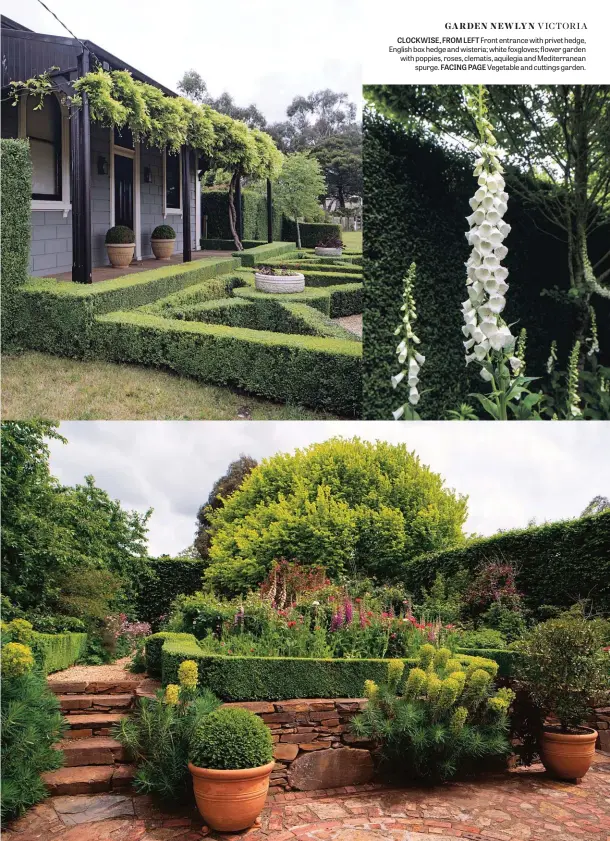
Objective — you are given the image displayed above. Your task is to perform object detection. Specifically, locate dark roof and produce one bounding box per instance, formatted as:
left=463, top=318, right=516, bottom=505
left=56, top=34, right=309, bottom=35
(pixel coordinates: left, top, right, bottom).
left=1, top=15, right=177, bottom=96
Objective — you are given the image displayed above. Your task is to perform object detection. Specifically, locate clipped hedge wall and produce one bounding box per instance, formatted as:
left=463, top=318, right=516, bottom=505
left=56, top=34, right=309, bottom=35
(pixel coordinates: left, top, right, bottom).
left=30, top=632, right=88, bottom=674
left=145, top=632, right=199, bottom=677
left=157, top=634, right=496, bottom=700
left=456, top=648, right=516, bottom=678
left=135, top=558, right=206, bottom=628
left=11, top=258, right=239, bottom=358
left=330, top=284, right=363, bottom=318
left=363, top=111, right=610, bottom=420
left=282, top=221, right=342, bottom=248
left=1, top=139, right=32, bottom=349
left=236, top=241, right=297, bottom=267
left=95, top=310, right=362, bottom=416
left=202, top=188, right=283, bottom=242
left=200, top=238, right=265, bottom=250
left=405, top=511, right=610, bottom=615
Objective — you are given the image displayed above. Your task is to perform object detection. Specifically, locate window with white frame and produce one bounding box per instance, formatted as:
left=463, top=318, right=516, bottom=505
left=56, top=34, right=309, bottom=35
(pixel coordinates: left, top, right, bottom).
left=26, top=95, right=62, bottom=200
left=164, top=150, right=181, bottom=212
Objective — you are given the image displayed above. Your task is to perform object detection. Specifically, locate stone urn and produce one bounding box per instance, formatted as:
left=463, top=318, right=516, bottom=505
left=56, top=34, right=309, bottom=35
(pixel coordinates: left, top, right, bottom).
left=314, top=246, right=343, bottom=258
left=255, top=272, right=305, bottom=294
left=151, top=238, right=176, bottom=260
left=105, top=243, right=135, bottom=268
left=540, top=727, right=598, bottom=781
left=188, top=761, right=274, bottom=832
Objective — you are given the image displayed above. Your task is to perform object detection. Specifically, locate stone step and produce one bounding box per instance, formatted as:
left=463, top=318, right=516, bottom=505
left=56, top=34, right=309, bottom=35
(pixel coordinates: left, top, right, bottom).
left=57, top=693, right=133, bottom=713
left=48, top=680, right=140, bottom=695
left=42, top=764, right=135, bottom=796
left=55, top=736, right=128, bottom=766
left=65, top=712, right=127, bottom=737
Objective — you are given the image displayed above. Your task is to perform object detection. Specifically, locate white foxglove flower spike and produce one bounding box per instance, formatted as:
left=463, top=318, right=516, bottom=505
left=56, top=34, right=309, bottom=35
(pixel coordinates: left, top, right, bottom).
left=392, top=263, right=424, bottom=419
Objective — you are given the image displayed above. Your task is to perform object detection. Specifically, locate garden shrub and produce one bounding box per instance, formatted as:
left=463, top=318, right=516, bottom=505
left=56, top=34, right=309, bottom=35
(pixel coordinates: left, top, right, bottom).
left=190, top=707, right=273, bottom=770
left=200, top=239, right=265, bottom=250
left=134, top=558, right=206, bottom=629
left=404, top=511, right=610, bottom=615
left=94, top=310, right=362, bottom=416
left=264, top=260, right=362, bottom=275
left=362, top=112, right=610, bottom=420
left=351, top=649, right=513, bottom=781
left=29, top=632, right=88, bottom=674
left=233, top=284, right=332, bottom=315
left=11, top=258, right=240, bottom=358
left=282, top=220, right=341, bottom=248
left=145, top=632, right=198, bottom=677
left=151, top=225, right=176, bottom=240
left=235, top=241, right=297, bottom=267
left=1, top=645, right=66, bottom=822
left=329, top=284, right=363, bottom=318
left=106, top=225, right=135, bottom=244
left=294, top=270, right=362, bottom=288
left=157, top=633, right=493, bottom=701
left=1, top=138, right=31, bottom=350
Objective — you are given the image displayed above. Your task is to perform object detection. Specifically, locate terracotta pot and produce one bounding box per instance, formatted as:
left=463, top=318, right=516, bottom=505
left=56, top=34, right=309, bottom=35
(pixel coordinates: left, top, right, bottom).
left=540, top=727, right=598, bottom=780
left=151, top=238, right=176, bottom=260
left=188, top=760, right=274, bottom=832
left=255, top=272, right=305, bottom=294
left=106, top=242, right=135, bottom=268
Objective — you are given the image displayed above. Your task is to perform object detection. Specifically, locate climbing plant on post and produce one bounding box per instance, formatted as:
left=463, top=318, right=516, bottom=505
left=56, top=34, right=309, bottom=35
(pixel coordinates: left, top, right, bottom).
left=273, top=152, right=326, bottom=248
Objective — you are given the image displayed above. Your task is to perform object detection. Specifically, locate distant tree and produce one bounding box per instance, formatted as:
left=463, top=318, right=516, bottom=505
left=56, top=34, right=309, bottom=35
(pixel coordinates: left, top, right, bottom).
left=274, top=153, right=327, bottom=247
left=194, top=455, right=258, bottom=559
left=581, top=495, right=610, bottom=516
left=176, top=543, right=199, bottom=559
left=177, top=70, right=267, bottom=128
left=268, top=89, right=358, bottom=151
left=312, top=129, right=362, bottom=209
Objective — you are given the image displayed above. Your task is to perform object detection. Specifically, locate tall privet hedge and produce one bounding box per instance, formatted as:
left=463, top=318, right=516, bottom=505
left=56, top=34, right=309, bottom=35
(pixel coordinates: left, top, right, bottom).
left=1, top=139, right=32, bottom=349
left=363, top=112, right=610, bottom=420
left=135, top=558, right=206, bottom=628
left=203, top=188, right=283, bottom=241
left=404, top=511, right=610, bottom=615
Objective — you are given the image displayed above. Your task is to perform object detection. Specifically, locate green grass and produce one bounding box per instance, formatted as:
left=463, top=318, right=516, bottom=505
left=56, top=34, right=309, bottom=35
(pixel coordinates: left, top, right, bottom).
left=341, top=231, right=362, bottom=252
left=1, top=352, right=341, bottom=420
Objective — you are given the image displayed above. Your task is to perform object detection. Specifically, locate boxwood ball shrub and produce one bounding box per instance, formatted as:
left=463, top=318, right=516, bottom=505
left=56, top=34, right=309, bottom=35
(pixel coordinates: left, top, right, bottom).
left=151, top=225, right=176, bottom=240
left=106, top=225, right=135, bottom=244
left=190, top=707, right=273, bottom=770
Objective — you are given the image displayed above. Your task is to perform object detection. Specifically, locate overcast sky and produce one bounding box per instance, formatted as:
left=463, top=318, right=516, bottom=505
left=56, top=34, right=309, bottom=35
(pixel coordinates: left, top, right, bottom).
left=3, top=0, right=363, bottom=123
left=48, top=421, right=609, bottom=557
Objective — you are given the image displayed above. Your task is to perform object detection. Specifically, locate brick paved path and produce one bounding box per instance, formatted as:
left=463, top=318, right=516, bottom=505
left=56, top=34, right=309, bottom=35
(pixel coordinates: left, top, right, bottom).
left=5, top=754, right=610, bottom=841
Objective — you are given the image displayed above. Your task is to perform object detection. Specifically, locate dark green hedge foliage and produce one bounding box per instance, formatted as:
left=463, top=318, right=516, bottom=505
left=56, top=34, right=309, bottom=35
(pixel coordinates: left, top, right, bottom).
left=158, top=635, right=493, bottom=701
left=95, top=311, right=362, bottom=416
left=203, top=188, right=283, bottom=242
left=200, top=239, right=265, bottom=250
left=282, top=221, right=342, bottom=248
left=236, top=241, right=297, bottom=266
left=330, top=284, right=363, bottom=318
left=1, top=139, right=32, bottom=349
left=363, top=112, right=610, bottom=420
left=145, top=632, right=199, bottom=677
left=12, top=258, right=240, bottom=358
left=456, top=648, right=516, bottom=678
left=406, top=512, right=610, bottom=615
left=151, top=225, right=176, bottom=240
left=190, top=707, right=274, bottom=770
left=106, top=225, right=135, bottom=244
left=135, top=559, right=205, bottom=629
left=265, top=260, right=362, bottom=275
left=30, top=632, right=88, bottom=674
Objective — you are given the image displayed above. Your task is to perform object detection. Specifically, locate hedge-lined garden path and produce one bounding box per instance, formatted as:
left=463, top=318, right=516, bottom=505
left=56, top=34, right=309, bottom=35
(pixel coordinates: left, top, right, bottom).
left=6, top=754, right=610, bottom=841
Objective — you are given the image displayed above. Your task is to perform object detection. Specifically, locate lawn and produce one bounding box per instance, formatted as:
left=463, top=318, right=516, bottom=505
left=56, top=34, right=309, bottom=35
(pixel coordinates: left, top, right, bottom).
left=1, top=352, right=340, bottom=420
left=342, top=230, right=362, bottom=252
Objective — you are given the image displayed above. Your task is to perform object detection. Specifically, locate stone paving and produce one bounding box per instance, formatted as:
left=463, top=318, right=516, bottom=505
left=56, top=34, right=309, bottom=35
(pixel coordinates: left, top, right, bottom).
left=5, top=754, right=610, bottom=841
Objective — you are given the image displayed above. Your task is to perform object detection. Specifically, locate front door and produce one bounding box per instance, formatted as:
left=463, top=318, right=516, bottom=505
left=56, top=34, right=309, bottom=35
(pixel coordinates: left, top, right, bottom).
left=114, top=155, right=134, bottom=230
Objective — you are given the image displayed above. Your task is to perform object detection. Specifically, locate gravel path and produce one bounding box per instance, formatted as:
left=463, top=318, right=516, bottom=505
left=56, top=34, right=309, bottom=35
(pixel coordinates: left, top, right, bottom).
left=332, top=314, right=363, bottom=337
left=48, top=656, right=135, bottom=683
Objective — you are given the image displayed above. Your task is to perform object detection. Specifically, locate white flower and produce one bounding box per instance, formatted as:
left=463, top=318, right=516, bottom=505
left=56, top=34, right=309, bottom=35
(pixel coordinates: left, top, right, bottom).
left=509, top=356, right=522, bottom=372
left=480, top=368, right=493, bottom=382
left=408, top=387, right=420, bottom=405
left=391, top=370, right=405, bottom=389
left=392, top=405, right=405, bottom=420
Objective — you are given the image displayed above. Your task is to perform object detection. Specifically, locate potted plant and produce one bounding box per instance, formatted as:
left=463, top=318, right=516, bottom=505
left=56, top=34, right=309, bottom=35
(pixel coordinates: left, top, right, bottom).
left=516, top=606, right=609, bottom=781
left=188, top=706, right=274, bottom=832
left=151, top=224, right=176, bottom=260
left=314, top=235, right=344, bottom=258
left=105, top=226, right=135, bottom=268
left=254, top=264, right=305, bottom=294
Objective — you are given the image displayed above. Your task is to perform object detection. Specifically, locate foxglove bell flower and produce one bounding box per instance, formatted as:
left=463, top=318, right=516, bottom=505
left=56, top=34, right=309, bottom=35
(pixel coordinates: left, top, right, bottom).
left=392, top=263, right=425, bottom=419
left=463, top=105, right=515, bottom=375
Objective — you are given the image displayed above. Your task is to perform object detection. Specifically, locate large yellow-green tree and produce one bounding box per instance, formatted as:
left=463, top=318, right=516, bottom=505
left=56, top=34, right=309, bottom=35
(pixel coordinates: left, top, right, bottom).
left=203, top=437, right=467, bottom=595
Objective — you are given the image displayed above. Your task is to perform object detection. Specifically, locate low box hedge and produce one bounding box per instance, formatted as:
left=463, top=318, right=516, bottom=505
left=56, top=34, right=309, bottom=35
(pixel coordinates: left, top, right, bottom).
left=144, top=632, right=198, bottom=677
left=233, top=284, right=331, bottom=315
left=456, top=648, right=516, bottom=678
left=282, top=221, right=342, bottom=248
left=300, top=270, right=363, bottom=288
left=281, top=302, right=359, bottom=341
left=94, top=310, right=362, bottom=416
left=30, top=632, right=88, bottom=674
left=329, top=284, right=363, bottom=318
left=235, top=242, right=297, bottom=267
left=156, top=634, right=496, bottom=701
left=263, top=260, right=362, bottom=276
left=12, top=258, right=239, bottom=358
left=201, top=239, right=266, bottom=250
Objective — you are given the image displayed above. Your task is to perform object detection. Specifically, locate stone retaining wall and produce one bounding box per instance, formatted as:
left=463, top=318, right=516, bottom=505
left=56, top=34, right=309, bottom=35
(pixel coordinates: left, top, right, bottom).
left=225, top=698, right=374, bottom=793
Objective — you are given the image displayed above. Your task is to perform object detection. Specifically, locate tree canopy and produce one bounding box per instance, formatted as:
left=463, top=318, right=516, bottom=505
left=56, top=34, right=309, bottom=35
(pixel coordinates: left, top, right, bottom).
left=1, top=421, right=150, bottom=621
left=178, top=70, right=267, bottom=129
left=203, top=437, right=468, bottom=596
left=274, top=153, right=327, bottom=247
